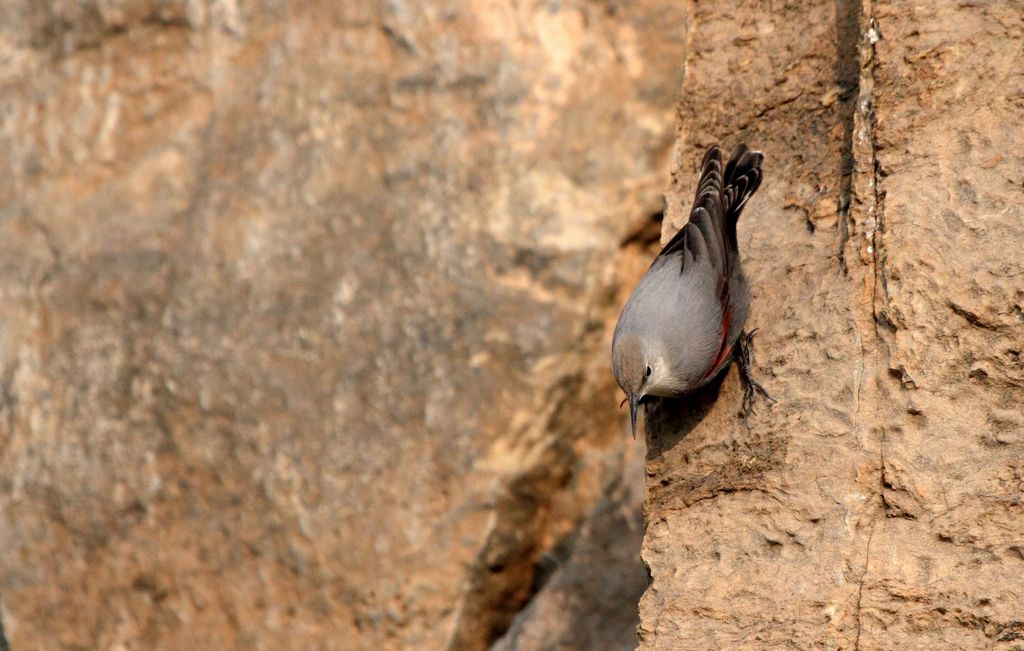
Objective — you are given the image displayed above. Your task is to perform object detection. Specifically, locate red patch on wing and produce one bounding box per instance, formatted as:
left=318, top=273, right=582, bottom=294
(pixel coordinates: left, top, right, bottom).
left=701, top=308, right=732, bottom=381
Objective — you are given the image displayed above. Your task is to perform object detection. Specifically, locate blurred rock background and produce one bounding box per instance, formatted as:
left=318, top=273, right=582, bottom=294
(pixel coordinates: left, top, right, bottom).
left=0, top=1, right=682, bottom=649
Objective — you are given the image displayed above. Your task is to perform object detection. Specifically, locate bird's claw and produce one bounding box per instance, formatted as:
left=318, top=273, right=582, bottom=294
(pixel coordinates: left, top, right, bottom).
left=736, top=329, right=775, bottom=418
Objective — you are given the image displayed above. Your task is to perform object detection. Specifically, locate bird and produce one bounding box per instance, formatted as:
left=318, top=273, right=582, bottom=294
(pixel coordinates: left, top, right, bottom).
left=611, top=143, right=770, bottom=438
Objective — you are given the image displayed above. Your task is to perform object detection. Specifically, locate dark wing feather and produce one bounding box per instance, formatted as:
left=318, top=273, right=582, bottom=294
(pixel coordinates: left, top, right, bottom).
left=721, top=144, right=765, bottom=254
left=656, top=145, right=727, bottom=277
left=656, top=144, right=764, bottom=276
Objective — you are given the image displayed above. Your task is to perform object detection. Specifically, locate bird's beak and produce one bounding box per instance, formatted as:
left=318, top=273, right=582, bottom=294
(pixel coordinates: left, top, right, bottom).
left=629, top=392, right=641, bottom=440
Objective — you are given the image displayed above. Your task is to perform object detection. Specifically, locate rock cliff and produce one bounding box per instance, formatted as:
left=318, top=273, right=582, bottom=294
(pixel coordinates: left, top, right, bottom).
left=641, top=1, right=1024, bottom=648
left=1, top=2, right=1021, bottom=650
left=0, top=1, right=684, bottom=649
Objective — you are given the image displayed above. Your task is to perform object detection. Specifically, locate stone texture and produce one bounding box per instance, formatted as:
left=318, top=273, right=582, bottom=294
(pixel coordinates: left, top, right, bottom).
left=641, top=1, right=1024, bottom=649
left=0, top=1, right=687, bottom=649
left=5, top=2, right=1020, bottom=649
left=491, top=438, right=648, bottom=651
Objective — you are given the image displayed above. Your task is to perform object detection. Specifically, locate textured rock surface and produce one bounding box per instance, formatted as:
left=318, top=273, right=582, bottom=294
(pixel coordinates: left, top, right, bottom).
left=491, top=439, right=648, bottom=651
left=4, top=2, right=1019, bottom=649
left=641, top=1, right=1024, bottom=649
left=0, top=1, right=685, bottom=649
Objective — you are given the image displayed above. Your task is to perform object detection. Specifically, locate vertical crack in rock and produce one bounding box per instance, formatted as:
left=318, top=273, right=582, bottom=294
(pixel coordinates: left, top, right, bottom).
left=853, top=0, right=886, bottom=645
left=835, top=0, right=863, bottom=273
left=862, top=18, right=886, bottom=334
left=853, top=519, right=876, bottom=651
left=445, top=370, right=607, bottom=649
left=445, top=407, right=576, bottom=650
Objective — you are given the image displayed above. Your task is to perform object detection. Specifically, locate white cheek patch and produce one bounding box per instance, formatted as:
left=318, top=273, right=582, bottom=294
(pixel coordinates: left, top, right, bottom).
left=654, top=357, right=669, bottom=378
left=647, top=356, right=672, bottom=394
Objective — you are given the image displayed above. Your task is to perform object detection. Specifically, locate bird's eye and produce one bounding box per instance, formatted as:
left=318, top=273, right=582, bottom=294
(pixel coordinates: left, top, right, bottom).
left=645, top=366, right=652, bottom=379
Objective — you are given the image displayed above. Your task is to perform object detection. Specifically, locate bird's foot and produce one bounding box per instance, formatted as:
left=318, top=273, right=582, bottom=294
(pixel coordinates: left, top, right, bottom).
left=736, top=329, right=775, bottom=418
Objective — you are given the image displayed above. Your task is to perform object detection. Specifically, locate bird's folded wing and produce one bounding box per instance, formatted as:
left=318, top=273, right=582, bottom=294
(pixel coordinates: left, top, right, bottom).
left=655, top=144, right=765, bottom=380
left=656, top=145, right=729, bottom=288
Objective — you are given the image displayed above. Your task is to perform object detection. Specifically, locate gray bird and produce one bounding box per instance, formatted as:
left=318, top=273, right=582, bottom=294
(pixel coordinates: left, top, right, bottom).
left=611, top=144, right=770, bottom=438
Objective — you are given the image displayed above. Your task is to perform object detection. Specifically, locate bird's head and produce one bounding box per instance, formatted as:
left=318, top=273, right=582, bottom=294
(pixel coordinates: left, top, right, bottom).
left=611, top=333, right=659, bottom=439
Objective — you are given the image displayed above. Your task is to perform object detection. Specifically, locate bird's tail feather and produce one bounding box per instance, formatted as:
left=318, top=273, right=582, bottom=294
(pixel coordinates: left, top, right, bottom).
left=655, top=144, right=763, bottom=276
left=723, top=144, right=764, bottom=226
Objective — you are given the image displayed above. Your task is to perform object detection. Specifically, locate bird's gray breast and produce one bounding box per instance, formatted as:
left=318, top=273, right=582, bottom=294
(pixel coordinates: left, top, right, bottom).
left=614, top=255, right=724, bottom=393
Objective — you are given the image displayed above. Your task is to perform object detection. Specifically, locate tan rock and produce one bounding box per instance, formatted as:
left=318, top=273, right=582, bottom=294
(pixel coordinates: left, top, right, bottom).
left=5, top=2, right=1018, bottom=649
left=641, top=1, right=1024, bottom=649
left=0, top=1, right=686, bottom=649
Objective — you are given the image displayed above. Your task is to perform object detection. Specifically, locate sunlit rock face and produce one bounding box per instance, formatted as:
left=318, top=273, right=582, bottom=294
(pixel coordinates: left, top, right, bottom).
left=641, top=2, right=1024, bottom=648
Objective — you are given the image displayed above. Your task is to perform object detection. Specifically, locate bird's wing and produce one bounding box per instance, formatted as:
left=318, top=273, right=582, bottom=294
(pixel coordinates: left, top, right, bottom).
left=655, top=144, right=764, bottom=378
left=657, top=144, right=764, bottom=274
left=656, top=145, right=729, bottom=283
